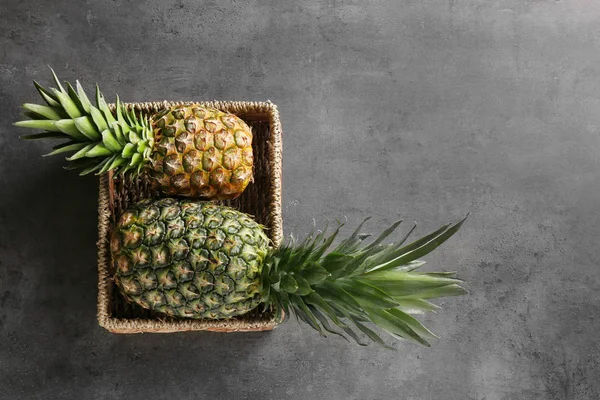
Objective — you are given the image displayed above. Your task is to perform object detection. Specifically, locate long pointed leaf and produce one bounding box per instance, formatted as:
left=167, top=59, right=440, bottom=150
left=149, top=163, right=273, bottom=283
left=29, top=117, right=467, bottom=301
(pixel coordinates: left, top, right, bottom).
left=383, top=260, right=427, bottom=273
left=362, top=270, right=461, bottom=286
left=101, top=129, right=122, bottom=152
left=307, top=224, right=343, bottom=264
left=310, top=306, right=348, bottom=341
left=349, top=315, right=393, bottom=349
left=294, top=275, right=313, bottom=296
left=363, top=220, right=402, bottom=251
left=424, top=271, right=459, bottom=279
left=280, top=274, right=298, bottom=293
left=55, top=119, right=88, bottom=141
left=115, top=96, right=129, bottom=128
left=317, top=282, right=363, bottom=314
left=387, top=308, right=438, bottom=340
left=98, top=154, right=118, bottom=174
left=325, top=302, right=369, bottom=346
left=358, top=273, right=461, bottom=298
left=96, top=90, right=117, bottom=125
left=320, top=252, right=354, bottom=276
left=109, top=122, right=124, bottom=145
left=66, top=82, right=86, bottom=114
left=121, top=142, right=136, bottom=158
left=365, top=223, right=450, bottom=271
left=398, top=283, right=468, bottom=300
left=332, top=217, right=370, bottom=254
left=14, top=120, right=59, bottom=132
left=397, top=222, right=418, bottom=247
left=366, top=308, right=430, bottom=346
left=129, top=153, right=142, bottom=166
left=399, top=216, right=467, bottom=262
left=33, top=80, right=60, bottom=107
left=75, top=80, right=92, bottom=113
left=66, top=143, right=96, bottom=160
left=49, top=67, right=66, bottom=93
left=291, top=295, right=324, bottom=336
left=339, top=279, right=399, bottom=309
left=340, top=324, right=368, bottom=346
left=300, top=264, right=331, bottom=285
left=85, top=143, right=112, bottom=158
left=44, top=142, right=87, bottom=157
left=74, top=116, right=101, bottom=140
left=52, top=89, right=82, bottom=119
left=304, top=292, right=346, bottom=327
left=395, top=298, right=440, bottom=314
left=367, top=217, right=467, bottom=274
left=89, top=105, right=109, bottom=132
left=79, top=158, right=109, bottom=175
left=22, top=103, right=63, bottom=120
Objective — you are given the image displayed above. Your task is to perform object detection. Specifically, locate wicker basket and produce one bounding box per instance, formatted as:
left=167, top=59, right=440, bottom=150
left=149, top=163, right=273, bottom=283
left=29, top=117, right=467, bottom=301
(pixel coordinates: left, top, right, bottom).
left=97, top=101, right=283, bottom=334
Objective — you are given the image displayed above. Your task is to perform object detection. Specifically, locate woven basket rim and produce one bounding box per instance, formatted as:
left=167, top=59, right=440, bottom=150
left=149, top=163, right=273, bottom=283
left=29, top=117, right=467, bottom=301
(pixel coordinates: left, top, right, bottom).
left=97, top=100, right=283, bottom=334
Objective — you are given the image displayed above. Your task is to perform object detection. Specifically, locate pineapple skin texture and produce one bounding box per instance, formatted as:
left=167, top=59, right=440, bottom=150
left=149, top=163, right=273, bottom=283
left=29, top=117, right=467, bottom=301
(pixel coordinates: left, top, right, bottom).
left=110, top=198, right=270, bottom=319
left=148, top=106, right=254, bottom=200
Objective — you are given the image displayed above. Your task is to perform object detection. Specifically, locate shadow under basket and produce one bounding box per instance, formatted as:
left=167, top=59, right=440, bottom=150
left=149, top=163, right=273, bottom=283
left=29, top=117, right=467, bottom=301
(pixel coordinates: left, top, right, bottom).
left=97, top=100, right=283, bottom=334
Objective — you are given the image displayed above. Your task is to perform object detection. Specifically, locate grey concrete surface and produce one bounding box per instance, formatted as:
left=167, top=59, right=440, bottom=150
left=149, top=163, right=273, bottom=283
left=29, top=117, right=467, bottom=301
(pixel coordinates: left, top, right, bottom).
left=1, top=1, right=599, bottom=399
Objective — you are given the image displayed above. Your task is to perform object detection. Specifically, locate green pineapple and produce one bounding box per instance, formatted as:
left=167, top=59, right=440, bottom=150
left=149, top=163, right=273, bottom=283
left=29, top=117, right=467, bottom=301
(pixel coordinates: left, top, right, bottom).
left=14, top=69, right=254, bottom=200
left=112, top=198, right=467, bottom=347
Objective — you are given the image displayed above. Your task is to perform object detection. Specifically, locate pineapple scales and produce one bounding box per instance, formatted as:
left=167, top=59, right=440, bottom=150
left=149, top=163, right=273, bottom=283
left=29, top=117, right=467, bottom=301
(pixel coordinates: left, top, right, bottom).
left=112, top=199, right=270, bottom=319
left=112, top=198, right=467, bottom=347
left=15, top=69, right=253, bottom=200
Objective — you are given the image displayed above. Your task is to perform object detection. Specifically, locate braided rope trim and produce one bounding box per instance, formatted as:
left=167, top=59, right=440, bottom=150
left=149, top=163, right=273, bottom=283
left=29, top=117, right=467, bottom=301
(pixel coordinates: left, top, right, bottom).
left=97, top=100, right=283, bottom=334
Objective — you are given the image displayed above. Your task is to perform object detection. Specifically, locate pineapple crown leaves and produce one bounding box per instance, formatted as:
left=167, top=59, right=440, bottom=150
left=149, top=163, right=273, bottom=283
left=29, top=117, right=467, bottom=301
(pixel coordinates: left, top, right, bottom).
left=261, top=215, right=469, bottom=348
left=14, top=67, right=154, bottom=176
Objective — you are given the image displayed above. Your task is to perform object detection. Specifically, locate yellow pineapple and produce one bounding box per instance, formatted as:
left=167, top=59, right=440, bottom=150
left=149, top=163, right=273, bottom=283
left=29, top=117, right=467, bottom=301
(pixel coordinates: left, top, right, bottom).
left=14, top=69, right=253, bottom=200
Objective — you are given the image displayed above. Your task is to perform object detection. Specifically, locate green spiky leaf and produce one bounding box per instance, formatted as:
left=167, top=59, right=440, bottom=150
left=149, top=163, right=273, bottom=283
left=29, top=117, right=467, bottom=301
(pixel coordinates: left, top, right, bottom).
left=73, top=116, right=101, bottom=141
left=85, top=143, right=112, bottom=157
left=43, top=142, right=87, bottom=157
left=15, top=68, right=155, bottom=176
left=33, top=80, right=60, bottom=107
left=349, top=315, right=393, bottom=349
left=79, top=158, right=109, bottom=175
left=89, top=105, right=109, bottom=133
left=280, top=274, right=298, bottom=293
left=101, top=129, right=121, bottom=152
left=14, top=120, right=59, bottom=132
left=317, top=281, right=363, bottom=315
left=300, top=264, right=331, bottom=285
left=294, top=275, right=313, bottom=296
left=397, top=284, right=468, bottom=300
left=338, top=279, right=399, bottom=309
left=264, top=216, right=468, bottom=348
left=49, top=67, right=66, bottom=93
left=310, top=306, right=348, bottom=341
left=22, top=103, right=64, bottom=120
left=366, top=308, right=430, bottom=346
left=65, top=82, right=87, bottom=115
left=55, top=119, right=88, bottom=141
left=395, top=298, right=440, bottom=314
left=52, top=88, right=82, bottom=119
left=75, top=80, right=92, bottom=113
left=66, top=143, right=96, bottom=160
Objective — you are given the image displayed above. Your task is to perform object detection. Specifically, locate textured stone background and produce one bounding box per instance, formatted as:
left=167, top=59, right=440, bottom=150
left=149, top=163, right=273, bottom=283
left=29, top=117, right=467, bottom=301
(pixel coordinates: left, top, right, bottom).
left=1, top=1, right=599, bottom=399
